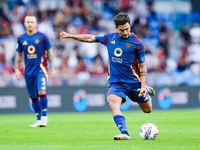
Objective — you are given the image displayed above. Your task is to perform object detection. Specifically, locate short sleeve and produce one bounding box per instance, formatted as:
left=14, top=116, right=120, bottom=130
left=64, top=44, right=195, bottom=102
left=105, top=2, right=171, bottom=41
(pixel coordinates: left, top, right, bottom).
left=95, top=33, right=114, bottom=46
left=43, top=34, right=51, bottom=50
left=138, top=42, right=145, bottom=63
left=16, top=38, right=22, bottom=53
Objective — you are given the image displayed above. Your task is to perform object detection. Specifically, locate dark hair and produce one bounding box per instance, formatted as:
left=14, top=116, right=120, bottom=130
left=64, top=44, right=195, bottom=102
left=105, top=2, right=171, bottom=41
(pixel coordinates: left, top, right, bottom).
left=113, top=13, right=130, bottom=27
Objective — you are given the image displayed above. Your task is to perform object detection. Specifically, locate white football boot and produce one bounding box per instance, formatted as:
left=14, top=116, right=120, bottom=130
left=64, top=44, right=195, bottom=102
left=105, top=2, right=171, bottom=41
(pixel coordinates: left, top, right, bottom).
left=145, top=85, right=155, bottom=97
left=30, top=120, right=42, bottom=127
left=40, top=116, right=48, bottom=127
left=114, top=134, right=132, bottom=140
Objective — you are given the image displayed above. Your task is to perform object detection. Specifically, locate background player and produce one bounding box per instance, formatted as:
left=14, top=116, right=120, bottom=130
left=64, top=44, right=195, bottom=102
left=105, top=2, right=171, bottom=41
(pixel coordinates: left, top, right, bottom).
left=15, top=15, right=56, bottom=127
left=60, top=13, right=155, bottom=140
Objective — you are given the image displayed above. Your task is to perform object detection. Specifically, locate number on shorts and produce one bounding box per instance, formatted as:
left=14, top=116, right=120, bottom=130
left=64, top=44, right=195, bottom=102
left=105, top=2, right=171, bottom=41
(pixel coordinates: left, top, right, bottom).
left=137, top=88, right=143, bottom=97
left=41, top=78, right=46, bottom=90
left=42, top=78, right=46, bottom=85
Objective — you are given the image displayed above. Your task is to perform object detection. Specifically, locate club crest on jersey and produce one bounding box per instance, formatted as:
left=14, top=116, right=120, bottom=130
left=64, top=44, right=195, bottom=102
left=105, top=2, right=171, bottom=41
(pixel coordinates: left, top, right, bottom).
left=114, top=48, right=122, bottom=57
left=126, top=43, right=131, bottom=48
left=35, top=39, right=40, bottom=44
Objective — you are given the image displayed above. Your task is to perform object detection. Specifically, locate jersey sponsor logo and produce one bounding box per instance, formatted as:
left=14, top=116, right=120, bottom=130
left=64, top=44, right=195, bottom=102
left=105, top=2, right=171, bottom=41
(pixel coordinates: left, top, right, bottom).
left=27, top=54, right=37, bottom=58
left=28, top=45, right=36, bottom=54
left=23, top=41, right=28, bottom=45
left=111, top=40, right=115, bottom=44
left=126, top=43, right=131, bottom=48
left=112, top=57, right=123, bottom=63
left=114, top=48, right=122, bottom=57
left=27, top=45, right=37, bottom=59
left=35, top=39, right=40, bottom=44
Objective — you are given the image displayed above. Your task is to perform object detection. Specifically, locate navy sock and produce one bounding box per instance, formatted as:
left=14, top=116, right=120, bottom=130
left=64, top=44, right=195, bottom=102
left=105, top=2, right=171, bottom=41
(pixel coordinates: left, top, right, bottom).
left=114, top=115, right=129, bottom=136
left=32, top=98, right=41, bottom=120
left=39, top=94, right=48, bottom=116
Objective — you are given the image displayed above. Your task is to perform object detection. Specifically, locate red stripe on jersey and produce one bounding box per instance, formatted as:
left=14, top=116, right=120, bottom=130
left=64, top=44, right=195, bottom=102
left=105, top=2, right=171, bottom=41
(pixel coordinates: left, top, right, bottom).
left=131, top=43, right=140, bottom=77
left=131, top=34, right=144, bottom=50
left=102, top=34, right=116, bottom=46
left=38, top=34, right=48, bottom=73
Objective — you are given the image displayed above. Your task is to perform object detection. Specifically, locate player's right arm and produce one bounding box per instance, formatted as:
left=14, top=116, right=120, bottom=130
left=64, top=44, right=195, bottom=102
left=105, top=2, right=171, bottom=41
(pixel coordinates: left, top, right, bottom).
left=15, top=51, right=22, bottom=80
left=60, top=31, right=98, bottom=43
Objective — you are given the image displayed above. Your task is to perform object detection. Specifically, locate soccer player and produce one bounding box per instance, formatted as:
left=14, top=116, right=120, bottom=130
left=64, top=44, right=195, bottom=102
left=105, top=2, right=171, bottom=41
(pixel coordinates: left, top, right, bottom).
left=15, top=15, right=56, bottom=127
left=60, top=13, right=155, bottom=140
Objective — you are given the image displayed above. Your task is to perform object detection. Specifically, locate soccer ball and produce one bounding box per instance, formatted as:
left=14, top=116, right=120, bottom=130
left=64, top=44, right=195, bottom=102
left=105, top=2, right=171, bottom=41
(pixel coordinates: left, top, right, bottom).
left=139, top=123, right=158, bottom=140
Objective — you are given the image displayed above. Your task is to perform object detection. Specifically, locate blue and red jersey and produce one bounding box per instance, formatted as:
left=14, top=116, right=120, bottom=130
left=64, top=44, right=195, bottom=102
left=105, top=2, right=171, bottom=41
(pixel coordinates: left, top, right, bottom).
left=16, top=31, right=51, bottom=77
left=95, top=33, right=145, bottom=84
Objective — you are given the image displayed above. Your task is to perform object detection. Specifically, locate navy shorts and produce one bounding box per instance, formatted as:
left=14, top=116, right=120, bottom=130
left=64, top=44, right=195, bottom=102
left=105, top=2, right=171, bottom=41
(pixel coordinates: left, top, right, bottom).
left=107, top=82, right=150, bottom=103
left=25, top=72, right=47, bottom=99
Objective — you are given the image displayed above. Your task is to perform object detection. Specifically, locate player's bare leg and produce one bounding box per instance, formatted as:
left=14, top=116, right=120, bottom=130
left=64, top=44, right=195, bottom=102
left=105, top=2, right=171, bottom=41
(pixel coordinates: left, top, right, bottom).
left=107, top=94, right=131, bottom=140
left=107, top=94, right=123, bottom=116
left=137, top=96, right=152, bottom=113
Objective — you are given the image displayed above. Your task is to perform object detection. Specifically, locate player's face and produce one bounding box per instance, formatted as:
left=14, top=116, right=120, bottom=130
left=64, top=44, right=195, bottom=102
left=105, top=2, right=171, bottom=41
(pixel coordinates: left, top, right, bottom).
left=24, top=16, right=37, bottom=32
left=116, top=22, right=131, bottom=39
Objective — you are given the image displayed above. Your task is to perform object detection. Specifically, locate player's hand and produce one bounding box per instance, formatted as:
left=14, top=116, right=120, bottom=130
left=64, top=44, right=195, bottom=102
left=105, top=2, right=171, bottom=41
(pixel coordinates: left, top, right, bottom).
left=49, top=69, right=56, bottom=79
left=141, top=87, right=148, bottom=98
left=15, top=69, right=22, bottom=80
left=60, top=31, right=70, bottom=39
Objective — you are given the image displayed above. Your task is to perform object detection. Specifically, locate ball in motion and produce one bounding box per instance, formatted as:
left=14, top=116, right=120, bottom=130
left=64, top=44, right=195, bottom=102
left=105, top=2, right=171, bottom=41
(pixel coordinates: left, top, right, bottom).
left=139, top=123, right=158, bottom=140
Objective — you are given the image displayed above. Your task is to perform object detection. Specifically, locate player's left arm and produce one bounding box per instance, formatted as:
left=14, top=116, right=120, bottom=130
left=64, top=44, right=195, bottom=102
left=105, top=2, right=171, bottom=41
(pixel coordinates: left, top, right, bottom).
left=15, top=52, right=23, bottom=80
left=139, top=62, right=148, bottom=97
left=47, top=48, right=56, bottom=79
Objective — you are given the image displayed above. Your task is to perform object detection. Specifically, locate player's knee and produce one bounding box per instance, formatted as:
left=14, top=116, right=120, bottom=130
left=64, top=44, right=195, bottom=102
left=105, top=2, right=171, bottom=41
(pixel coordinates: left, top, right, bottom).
left=107, top=96, right=117, bottom=108
left=107, top=95, right=115, bottom=104
left=107, top=98, right=114, bottom=106
left=142, top=108, right=152, bottom=113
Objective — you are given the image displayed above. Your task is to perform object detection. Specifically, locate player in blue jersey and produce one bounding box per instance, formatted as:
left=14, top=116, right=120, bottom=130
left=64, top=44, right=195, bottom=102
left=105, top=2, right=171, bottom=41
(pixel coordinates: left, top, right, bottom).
left=15, top=15, right=56, bottom=127
left=60, top=13, right=155, bottom=140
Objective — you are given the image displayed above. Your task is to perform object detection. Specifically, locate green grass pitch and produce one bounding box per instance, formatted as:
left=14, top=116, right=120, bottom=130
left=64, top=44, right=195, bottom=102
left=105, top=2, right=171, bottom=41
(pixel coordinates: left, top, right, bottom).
left=0, top=109, right=199, bottom=150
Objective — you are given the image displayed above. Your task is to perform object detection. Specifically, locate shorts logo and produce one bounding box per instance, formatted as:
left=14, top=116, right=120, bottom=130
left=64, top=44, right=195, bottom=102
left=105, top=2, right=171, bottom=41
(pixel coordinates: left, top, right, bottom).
left=35, top=39, right=40, bottom=44
left=108, top=90, right=112, bottom=93
left=126, top=43, right=131, bottom=48
left=144, top=96, right=148, bottom=101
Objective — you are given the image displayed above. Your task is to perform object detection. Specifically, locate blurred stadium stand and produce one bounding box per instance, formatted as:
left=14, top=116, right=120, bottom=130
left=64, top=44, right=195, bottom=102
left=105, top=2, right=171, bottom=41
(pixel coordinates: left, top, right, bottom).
left=0, top=0, right=200, bottom=87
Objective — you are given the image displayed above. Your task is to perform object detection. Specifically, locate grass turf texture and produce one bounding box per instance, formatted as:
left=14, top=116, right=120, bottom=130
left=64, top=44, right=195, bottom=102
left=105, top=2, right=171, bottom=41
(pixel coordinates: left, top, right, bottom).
left=0, top=109, right=199, bottom=150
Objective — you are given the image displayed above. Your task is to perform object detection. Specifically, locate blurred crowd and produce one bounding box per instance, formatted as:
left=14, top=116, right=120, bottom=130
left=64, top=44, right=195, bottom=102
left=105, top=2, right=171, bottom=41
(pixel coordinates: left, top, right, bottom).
left=0, top=0, right=200, bottom=87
